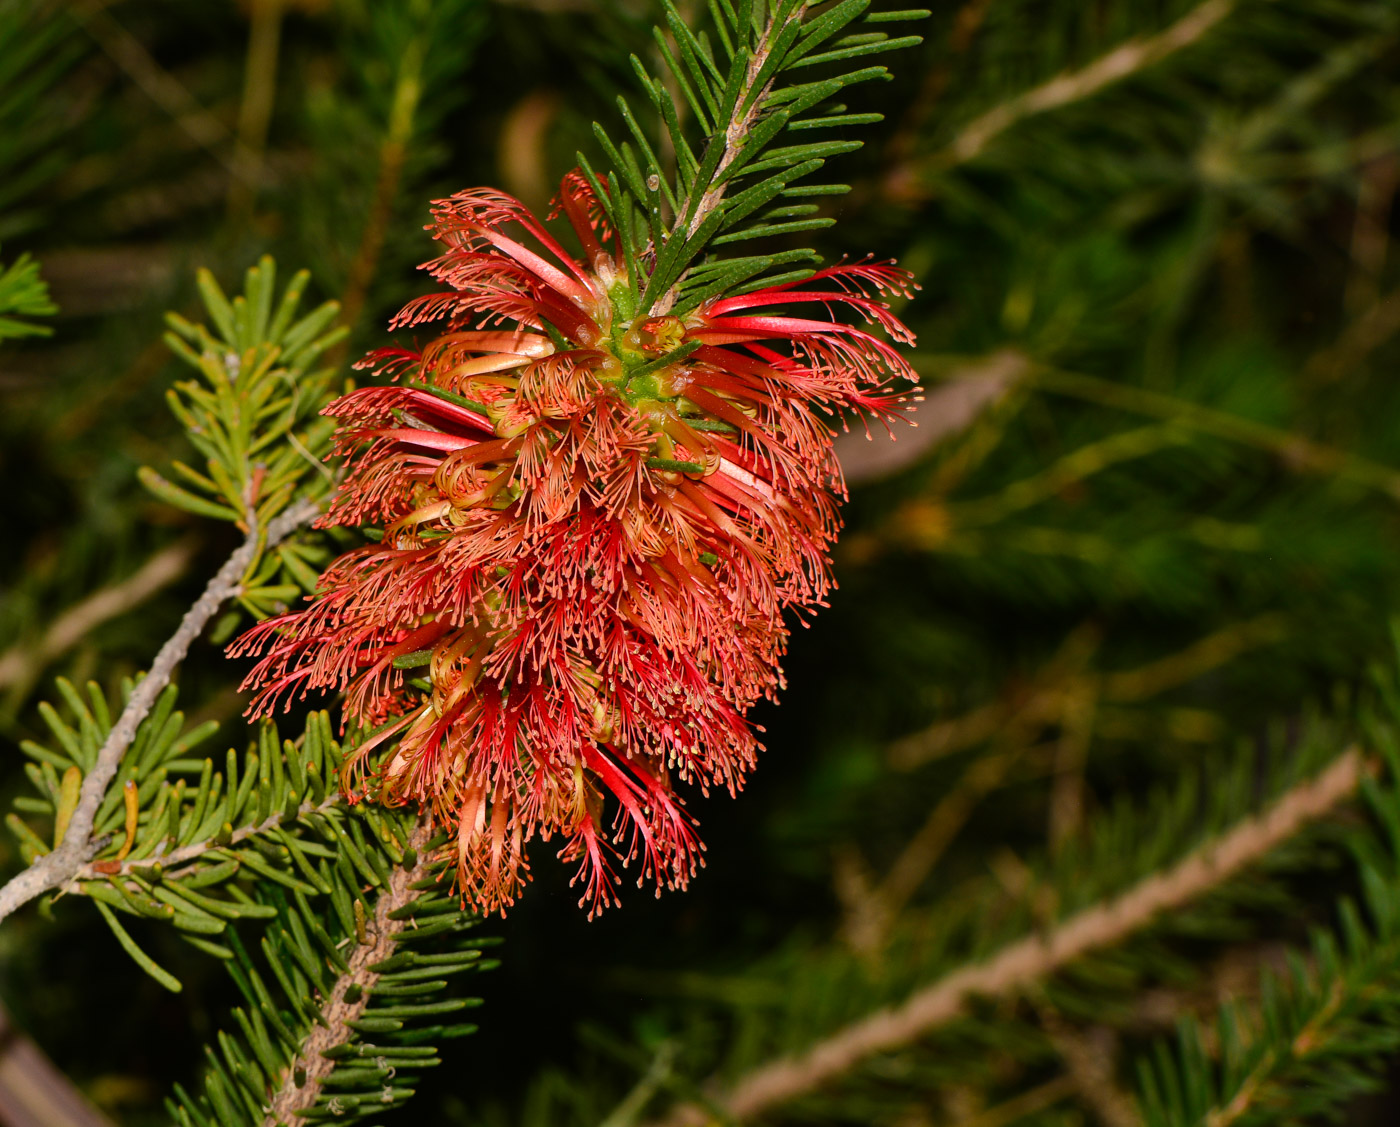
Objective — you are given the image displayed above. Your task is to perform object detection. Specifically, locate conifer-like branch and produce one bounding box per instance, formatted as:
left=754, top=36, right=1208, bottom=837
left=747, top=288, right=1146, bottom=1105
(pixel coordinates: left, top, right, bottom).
left=938, top=0, right=1236, bottom=169
left=677, top=8, right=802, bottom=245
left=65, top=783, right=344, bottom=888
left=165, top=811, right=491, bottom=1126
left=585, top=0, right=924, bottom=311
left=0, top=499, right=318, bottom=924
left=649, top=749, right=1365, bottom=1126
left=1138, top=738, right=1400, bottom=1125
left=261, top=822, right=432, bottom=1126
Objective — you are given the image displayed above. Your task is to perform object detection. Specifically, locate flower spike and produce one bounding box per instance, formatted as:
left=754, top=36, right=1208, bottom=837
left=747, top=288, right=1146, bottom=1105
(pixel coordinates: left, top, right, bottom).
left=233, top=173, right=919, bottom=918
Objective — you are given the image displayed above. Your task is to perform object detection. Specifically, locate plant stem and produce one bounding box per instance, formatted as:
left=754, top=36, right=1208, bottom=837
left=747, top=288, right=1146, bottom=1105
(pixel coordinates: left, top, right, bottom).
left=935, top=0, right=1236, bottom=171
left=656, top=6, right=803, bottom=311
left=0, top=499, right=319, bottom=925
left=65, top=789, right=345, bottom=888
left=262, top=821, right=433, bottom=1126
left=647, top=749, right=1365, bottom=1126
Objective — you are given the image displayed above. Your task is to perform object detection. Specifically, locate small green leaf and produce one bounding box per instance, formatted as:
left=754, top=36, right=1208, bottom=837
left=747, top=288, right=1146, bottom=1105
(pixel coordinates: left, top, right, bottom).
left=94, top=901, right=183, bottom=993
left=138, top=468, right=242, bottom=522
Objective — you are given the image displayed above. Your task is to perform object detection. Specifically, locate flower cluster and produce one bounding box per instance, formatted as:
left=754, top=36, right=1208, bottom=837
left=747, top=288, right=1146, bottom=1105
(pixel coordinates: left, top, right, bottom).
left=233, top=173, right=918, bottom=916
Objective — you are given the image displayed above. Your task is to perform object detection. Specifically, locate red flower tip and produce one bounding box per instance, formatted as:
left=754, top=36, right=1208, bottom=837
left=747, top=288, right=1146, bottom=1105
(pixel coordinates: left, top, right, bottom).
left=232, top=173, right=918, bottom=917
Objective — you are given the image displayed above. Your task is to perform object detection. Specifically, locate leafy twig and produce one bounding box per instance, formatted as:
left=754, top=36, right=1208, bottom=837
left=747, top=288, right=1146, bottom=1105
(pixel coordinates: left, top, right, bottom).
left=64, top=787, right=344, bottom=888
left=0, top=499, right=319, bottom=924
left=936, top=0, right=1236, bottom=170
left=648, top=750, right=1365, bottom=1125
left=683, top=10, right=798, bottom=242
left=261, top=821, right=432, bottom=1126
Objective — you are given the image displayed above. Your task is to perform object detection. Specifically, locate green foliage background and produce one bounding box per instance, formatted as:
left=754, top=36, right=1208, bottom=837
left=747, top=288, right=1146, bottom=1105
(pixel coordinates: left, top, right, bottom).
left=7, top=0, right=1400, bottom=1124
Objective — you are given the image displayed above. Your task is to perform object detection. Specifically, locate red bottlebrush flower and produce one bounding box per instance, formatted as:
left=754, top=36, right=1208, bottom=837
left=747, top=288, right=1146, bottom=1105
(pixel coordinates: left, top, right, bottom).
left=233, top=172, right=918, bottom=917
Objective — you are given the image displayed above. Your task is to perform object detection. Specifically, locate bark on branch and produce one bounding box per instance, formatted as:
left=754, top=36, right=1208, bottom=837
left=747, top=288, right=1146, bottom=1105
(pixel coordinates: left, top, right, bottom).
left=0, top=499, right=320, bottom=925
left=263, top=821, right=433, bottom=1126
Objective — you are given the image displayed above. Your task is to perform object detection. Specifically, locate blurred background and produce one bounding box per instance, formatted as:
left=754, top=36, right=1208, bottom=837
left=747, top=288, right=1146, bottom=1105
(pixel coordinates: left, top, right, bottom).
left=6, top=0, right=1400, bottom=1124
